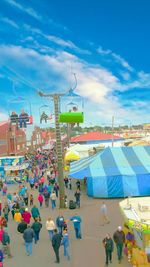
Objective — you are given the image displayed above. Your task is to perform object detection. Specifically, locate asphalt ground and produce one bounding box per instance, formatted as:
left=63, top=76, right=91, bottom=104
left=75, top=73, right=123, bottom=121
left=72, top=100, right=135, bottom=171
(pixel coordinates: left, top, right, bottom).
left=2, top=183, right=131, bottom=267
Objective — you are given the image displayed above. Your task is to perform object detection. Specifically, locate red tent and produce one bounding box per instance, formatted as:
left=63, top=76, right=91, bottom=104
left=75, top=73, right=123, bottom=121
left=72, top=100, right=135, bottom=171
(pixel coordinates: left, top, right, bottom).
left=71, top=132, right=121, bottom=143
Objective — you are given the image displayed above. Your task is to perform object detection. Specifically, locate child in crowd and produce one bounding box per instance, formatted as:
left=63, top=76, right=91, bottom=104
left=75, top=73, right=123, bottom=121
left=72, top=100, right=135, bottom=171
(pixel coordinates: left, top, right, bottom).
left=30, top=194, right=34, bottom=206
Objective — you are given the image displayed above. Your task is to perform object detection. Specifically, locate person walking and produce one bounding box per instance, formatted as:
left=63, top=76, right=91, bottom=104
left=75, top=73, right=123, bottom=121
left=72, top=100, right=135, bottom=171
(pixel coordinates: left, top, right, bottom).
left=52, top=229, right=62, bottom=263
left=50, top=191, right=56, bottom=210
left=53, top=183, right=59, bottom=198
left=56, top=215, right=65, bottom=236
left=14, top=209, right=22, bottom=225
left=70, top=214, right=82, bottom=239
left=46, top=217, right=56, bottom=241
left=29, top=194, right=34, bottom=206
left=0, top=249, right=4, bottom=267
left=3, top=204, right=10, bottom=222
left=22, top=208, right=31, bottom=224
left=103, top=233, right=114, bottom=265
left=76, top=180, right=81, bottom=190
left=43, top=190, right=50, bottom=208
left=74, top=189, right=81, bottom=208
left=38, top=193, right=44, bottom=208
left=68, top=178, right=72, bottom=190
left=23, top=192, right=29, bottom=206
left=113, top=226, right=125, bottom=264
left=64, top=177, right=69, bottom=189
left=17, top=219, right=27, bottom=234
left=31, top=218, right=42, bottom=243
left=61, top=229, right=70, bottom=261
left=2, top=183, right=7, bottom=196
left=1, top=229, right=12, bottom=258
left=23, top=225, right=35, bottom=256
left=31, top=205, right=40, bottom=221
left=101, top=201, right=110, bottom=226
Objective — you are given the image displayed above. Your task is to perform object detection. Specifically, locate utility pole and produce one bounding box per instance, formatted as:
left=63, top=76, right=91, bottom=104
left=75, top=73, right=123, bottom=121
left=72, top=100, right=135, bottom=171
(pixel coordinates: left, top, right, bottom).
left=38, top=91, right=65, bottom=208
left=112, top=116, right=114, bottom=147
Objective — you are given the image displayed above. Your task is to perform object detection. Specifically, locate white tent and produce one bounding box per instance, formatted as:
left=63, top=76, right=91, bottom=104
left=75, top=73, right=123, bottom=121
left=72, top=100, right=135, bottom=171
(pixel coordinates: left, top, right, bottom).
left=68, top=143, right=104, bottom=158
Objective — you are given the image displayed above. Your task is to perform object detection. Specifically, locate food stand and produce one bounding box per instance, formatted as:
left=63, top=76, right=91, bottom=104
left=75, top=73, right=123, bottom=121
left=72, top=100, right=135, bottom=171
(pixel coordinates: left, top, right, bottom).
left=120, top=197, right=150, bottom=266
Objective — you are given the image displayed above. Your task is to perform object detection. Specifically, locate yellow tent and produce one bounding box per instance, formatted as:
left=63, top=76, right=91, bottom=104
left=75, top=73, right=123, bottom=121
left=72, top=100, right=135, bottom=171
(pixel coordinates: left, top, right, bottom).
left=64, top=150, right=80, bottom=162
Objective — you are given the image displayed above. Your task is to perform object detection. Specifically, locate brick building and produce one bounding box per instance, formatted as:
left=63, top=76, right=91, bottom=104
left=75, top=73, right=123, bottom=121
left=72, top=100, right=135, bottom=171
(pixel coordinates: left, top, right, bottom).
left=26, top=127, right=56, bottom=151
left=0, top=122, right=26, bottom=156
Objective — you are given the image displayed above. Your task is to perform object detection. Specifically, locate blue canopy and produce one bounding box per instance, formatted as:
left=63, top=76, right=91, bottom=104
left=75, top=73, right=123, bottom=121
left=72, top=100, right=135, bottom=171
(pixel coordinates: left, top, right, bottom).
left=69, top=146, right=150, bottom=198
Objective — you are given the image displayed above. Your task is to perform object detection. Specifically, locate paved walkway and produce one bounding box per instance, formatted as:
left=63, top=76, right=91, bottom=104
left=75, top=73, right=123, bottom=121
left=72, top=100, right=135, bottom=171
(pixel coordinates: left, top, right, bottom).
left=3, top=183, right=131, bottom=267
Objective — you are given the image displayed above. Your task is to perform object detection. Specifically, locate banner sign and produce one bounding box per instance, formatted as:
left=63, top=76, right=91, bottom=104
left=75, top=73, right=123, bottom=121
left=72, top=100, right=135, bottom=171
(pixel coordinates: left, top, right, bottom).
left=128, top=219, right=150, bottom=234
left=0, top=157, right=25, bottom=167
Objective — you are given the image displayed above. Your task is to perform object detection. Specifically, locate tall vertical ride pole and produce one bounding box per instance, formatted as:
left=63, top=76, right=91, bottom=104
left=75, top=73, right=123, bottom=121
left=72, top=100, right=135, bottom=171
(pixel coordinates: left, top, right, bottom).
left=53, top=94, right=65, bottom=208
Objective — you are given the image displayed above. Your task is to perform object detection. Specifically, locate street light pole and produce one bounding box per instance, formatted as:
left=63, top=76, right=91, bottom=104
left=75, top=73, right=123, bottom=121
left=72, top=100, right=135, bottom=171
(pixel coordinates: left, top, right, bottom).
left=38, top=91, right=65, bottom=208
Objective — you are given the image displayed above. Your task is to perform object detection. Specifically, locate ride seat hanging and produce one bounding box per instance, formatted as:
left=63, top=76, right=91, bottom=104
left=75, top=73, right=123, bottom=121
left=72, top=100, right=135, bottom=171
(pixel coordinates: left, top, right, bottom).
left=59, top=112, right=84, bottom=123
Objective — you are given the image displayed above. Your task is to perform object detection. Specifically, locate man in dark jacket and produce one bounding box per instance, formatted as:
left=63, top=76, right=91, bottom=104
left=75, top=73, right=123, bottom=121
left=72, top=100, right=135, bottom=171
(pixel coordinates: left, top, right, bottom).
left=52, top=229, right=62, bottom=263
left=103, top=234, right=114, bottom=265
left=113, top=226, right=125, bottom=263
left=23, top=225, right=35, bottom=256
left=56, top=215, right=65, bottom=236
left=2, top=230, right=12, bottom=258
left=17, top=219, right=27, bottom=234
left=43, top=190, right=50, bottom=207
left=31, top=218, right=42, bottom=243
left=74, top=189, right=81, bottom=208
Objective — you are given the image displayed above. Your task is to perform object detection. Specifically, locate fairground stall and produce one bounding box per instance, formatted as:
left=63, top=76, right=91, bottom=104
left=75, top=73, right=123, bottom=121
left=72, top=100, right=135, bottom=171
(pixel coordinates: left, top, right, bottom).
left=120, top=197, right=150, bottom=266
left=0, top=156, right=29, bottom=183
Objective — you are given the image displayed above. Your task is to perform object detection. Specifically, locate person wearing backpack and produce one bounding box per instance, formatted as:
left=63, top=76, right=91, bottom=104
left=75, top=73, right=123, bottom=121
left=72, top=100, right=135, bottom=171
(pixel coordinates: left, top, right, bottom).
left=31, top=218, right=42, bottom=243
left=103, top=233, right=114, bottom=265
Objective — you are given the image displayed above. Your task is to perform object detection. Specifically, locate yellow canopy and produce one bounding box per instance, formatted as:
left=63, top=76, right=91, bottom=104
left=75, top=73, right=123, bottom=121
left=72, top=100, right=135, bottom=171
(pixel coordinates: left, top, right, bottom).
left=64, top=150, right=80, bottom=161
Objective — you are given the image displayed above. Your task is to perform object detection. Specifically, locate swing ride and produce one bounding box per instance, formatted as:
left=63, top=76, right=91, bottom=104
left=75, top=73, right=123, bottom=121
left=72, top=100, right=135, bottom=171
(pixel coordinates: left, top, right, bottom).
left=8, top=96, right=33, bottom=128
left=39, top=105, right=53, bottom=124
left=59, top=74, right=84, bottom=125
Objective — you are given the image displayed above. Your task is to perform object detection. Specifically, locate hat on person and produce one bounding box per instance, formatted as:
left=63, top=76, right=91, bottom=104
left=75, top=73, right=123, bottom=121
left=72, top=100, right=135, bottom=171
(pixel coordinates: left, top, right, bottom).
left=118, top=226, right=122, bottom=231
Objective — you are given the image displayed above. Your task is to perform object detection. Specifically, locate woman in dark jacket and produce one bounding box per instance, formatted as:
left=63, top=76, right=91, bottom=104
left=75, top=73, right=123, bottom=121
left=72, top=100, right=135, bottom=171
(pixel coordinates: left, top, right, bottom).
left=103, top=233, right=114, bottom=265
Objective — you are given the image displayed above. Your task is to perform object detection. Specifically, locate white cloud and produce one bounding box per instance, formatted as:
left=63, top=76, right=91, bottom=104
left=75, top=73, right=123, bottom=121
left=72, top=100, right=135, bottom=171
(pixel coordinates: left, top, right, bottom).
left=23, top=24, right=91, bottom=55
left=111, top=53, right=134, bottom=72
left=0, top=44, right=150, bottom=125
left=119, top=71, right=131, bottom=81
left=97, top=45, right=134, bottom=72
left=97, top=46, right=111, bottom=55
left=0, top=16, right=19, bottom=28
left=4, top=0, right=42, bottom=21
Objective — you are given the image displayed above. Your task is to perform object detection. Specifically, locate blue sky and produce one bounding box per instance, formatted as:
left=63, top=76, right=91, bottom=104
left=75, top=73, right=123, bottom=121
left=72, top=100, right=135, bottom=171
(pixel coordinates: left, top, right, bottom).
left=0, top=0, right=150, bottom=127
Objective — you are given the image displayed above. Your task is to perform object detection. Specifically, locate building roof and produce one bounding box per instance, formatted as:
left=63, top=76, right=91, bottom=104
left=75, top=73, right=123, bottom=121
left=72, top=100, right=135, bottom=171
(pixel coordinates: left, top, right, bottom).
left=71, top=132, right=121, bottom=143
left=0, top=121, right=9, bottom=127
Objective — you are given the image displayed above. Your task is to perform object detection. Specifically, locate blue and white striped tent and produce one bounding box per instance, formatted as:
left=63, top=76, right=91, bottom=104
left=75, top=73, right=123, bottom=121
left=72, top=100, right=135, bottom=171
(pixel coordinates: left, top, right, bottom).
left=69, top=146, right=150, bottom=198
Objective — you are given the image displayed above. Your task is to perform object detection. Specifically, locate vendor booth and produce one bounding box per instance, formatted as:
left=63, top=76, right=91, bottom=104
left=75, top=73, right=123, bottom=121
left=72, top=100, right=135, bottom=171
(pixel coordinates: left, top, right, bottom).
left=0, top=156, right=29, bottom=183
left=120, top=197, right=150, bottom=266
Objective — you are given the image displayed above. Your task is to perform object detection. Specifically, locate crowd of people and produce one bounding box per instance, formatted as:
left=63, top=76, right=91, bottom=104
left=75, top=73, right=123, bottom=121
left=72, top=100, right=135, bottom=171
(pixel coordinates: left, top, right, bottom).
left=0, top=148, right=132, bottom=266
left=0, top=148, right=84, bottom=266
